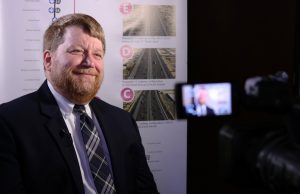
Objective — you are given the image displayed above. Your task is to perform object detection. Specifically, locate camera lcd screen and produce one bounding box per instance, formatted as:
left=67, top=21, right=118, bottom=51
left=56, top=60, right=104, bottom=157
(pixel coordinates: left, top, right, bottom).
left=176, top=82, right=232, bottom=118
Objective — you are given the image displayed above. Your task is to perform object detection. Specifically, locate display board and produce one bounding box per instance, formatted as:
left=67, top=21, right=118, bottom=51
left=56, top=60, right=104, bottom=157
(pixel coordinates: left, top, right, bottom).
left=0, top=1, right=187, bottom=193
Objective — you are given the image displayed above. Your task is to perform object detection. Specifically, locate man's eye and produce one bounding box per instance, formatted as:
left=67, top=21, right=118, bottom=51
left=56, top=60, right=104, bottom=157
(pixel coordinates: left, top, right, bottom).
left=94, top=53, right=103, bottom=59
left=69, top=50, right=84, bottom=54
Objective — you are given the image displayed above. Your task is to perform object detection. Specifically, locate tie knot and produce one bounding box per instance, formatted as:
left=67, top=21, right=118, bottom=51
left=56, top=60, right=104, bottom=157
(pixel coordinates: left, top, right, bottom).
left=73, top=104, right=86, bottom=115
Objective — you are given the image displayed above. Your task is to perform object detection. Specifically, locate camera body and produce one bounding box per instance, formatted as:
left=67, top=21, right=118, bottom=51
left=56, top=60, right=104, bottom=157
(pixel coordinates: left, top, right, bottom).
left=175, top=72, right=290, bottom=119
left=176, top=72, right=300, bottom=193
left=218, top=104, right=300, bottom=193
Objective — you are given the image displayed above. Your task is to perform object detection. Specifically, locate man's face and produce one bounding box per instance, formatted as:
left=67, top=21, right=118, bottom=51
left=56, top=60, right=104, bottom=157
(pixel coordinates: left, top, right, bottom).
left=44, top=25, right=104, bottom=104
left=197, top=89, right=208, bottom=105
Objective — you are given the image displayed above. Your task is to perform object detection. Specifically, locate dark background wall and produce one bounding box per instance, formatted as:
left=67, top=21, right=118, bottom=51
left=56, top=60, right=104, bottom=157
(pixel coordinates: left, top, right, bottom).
left=187, top=0, right=296, bottom=193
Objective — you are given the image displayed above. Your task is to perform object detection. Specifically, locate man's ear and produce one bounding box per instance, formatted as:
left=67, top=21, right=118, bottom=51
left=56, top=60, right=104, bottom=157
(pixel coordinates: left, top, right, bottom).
left=43, top=50, right=52, bottom=71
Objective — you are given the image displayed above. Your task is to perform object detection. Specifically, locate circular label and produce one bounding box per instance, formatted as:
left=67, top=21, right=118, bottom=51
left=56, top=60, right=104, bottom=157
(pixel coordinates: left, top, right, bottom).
left=120, top=45, right=133, bottom=59
left=119, top=2, right=133, bottom=15
left=121, top=88, right=134, bottom=102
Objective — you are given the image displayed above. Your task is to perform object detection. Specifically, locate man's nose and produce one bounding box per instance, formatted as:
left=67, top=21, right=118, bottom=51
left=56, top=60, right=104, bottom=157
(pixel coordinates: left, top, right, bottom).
left=82, top=53, right=95, bottom=67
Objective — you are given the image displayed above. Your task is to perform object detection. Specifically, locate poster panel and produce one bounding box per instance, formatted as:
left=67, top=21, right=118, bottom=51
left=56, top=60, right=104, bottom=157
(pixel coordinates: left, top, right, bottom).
left=0, top=1, right=187, bottom=193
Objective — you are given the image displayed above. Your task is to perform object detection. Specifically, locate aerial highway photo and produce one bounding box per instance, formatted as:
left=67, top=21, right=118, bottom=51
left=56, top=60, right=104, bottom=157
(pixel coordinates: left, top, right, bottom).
left=123, top=48, right=175, bottom=79
left=123, top=90, right=176, bottom=121
left=123, top=5, right=176, bottom=36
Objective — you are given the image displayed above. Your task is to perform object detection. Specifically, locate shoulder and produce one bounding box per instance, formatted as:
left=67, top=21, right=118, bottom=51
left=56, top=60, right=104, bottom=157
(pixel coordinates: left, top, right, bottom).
left=0, top=92, right=38, bottom=115
left=0, top=81, right=51, bottom=114
left=207, top=106, right=215, bottom=114
left=91, top=97, right=132, bottom=117
left=0, top=91, right=41, bottom=128
left=91, top=98, right=139, bottom=134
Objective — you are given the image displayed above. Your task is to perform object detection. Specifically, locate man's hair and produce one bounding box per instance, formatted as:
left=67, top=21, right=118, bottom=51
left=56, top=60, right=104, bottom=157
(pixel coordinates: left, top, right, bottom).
left=43, top=13, right=105, bottom=53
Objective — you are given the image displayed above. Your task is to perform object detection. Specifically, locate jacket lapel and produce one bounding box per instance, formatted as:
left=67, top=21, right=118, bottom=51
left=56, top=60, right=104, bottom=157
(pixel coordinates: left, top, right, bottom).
left=38, top=82, right=84, bottom=194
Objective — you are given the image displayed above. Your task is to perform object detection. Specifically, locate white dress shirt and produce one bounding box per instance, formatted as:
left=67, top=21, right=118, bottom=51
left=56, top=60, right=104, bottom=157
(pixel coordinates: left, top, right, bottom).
left=47, top=81, right=110, bottom=194
left=196, top=104, right=207, bottom=116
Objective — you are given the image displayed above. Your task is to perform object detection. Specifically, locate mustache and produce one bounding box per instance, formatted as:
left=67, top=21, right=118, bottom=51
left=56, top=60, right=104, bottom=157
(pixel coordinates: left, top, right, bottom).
left=72, top=68, right=99, bottom=76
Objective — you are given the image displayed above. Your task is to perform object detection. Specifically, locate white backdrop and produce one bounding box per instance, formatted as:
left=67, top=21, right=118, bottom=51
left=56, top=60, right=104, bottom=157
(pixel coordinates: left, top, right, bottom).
left=0, top=1, right=187, bottom=193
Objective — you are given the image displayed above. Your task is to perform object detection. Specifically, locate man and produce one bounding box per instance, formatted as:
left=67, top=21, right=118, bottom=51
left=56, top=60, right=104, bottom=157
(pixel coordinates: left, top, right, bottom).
left=194, top=87, right=215, bottom=116
left=0, top=13, right=159, bottom=194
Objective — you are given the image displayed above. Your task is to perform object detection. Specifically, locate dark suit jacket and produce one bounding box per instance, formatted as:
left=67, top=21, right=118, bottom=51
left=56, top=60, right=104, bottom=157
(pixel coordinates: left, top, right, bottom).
left=206, top=106, right=215, bottom=115
left=0, top=81, right=159, bottom=194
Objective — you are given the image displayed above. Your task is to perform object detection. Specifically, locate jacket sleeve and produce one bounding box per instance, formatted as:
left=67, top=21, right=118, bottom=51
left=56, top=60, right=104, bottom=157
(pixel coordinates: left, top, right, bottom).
left=0, top=117, right=26, bottom=194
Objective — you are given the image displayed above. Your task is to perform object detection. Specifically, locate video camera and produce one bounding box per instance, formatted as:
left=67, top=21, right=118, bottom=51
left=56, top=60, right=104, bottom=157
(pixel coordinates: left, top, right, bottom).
left=176, top=72, right=300, bottom=193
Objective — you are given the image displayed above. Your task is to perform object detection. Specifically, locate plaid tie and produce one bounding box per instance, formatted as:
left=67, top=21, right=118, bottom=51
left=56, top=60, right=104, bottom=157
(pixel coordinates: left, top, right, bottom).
left=73, top=105, right=116, bottom=194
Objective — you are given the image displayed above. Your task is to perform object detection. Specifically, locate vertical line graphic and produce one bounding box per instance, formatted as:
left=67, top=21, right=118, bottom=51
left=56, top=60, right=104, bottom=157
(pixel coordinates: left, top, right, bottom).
left=73, top=0, right=76, bottom=13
